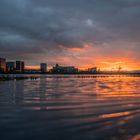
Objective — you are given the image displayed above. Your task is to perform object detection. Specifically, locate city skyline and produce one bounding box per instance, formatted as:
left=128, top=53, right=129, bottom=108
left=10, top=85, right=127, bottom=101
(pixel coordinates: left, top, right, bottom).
left=1, top=1, right=140, bottom=140
left=1, top=56, right=140, bottom=72
left=0, top=0, right=140, bottom=70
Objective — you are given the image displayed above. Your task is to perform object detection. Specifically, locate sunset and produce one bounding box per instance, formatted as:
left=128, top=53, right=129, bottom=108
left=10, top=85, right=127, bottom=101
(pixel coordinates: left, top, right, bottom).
left=0, top=0, right=140, bottom=140
left=0, top=0, right=140, bottom=71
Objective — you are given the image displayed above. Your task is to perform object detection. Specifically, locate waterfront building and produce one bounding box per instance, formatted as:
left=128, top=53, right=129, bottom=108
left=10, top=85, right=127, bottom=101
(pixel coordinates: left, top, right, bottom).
left=16, top=61, right=25, bottom=72
left=6, top=62, right=16, bottom=73
left=0, top=57, right=6, bottom=73
left=88, top=67, right=97, bottom=73
left=40, top=63, right=47, bottom=73
left=52, top=64, right=78, bottom=73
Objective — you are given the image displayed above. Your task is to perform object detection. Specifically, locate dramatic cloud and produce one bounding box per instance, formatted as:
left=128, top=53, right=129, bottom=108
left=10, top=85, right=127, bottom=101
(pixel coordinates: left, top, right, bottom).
left=0, top=0, right=140, bottom=69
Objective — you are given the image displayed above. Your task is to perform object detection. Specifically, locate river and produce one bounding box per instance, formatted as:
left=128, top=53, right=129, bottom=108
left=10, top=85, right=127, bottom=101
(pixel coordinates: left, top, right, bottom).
left=0, top=75, right=140, bottom=140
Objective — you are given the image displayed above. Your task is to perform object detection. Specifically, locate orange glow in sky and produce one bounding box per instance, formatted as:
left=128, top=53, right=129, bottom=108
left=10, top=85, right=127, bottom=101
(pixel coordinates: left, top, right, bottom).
left=25, top=43, right=140, bottom=71
left=25, top=60, right=140, bottom=71
left=78, top=60, right=140, bottom=71
left=25, top=65, right=40, bottom=70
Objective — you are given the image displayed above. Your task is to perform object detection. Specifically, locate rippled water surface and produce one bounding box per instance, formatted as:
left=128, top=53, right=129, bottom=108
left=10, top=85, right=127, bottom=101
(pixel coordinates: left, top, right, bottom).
left=0, top=75, right=140, bottom=140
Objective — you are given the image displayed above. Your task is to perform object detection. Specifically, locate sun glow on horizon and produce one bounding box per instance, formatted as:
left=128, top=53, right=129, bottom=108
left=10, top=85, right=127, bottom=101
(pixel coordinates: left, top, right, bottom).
left=25, top=65, right=40, bottom=70
left=25, top=60, right=140, bottom=71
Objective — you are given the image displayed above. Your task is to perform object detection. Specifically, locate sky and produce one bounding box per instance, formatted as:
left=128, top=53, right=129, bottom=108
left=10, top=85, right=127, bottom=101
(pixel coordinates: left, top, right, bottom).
left=0, top=0, right=140, bottom=70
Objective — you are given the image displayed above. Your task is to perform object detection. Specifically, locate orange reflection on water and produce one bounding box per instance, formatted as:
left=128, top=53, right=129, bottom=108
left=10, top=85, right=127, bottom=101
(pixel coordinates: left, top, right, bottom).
left=100, top=111, right=130, bottom=119
left=131, top=134, right=140, bottom=140
left=92, top=76, right=140, bottom=99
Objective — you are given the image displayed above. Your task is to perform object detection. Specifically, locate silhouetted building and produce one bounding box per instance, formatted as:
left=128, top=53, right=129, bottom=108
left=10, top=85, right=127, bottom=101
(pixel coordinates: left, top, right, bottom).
left=16, top=61, right=25, bottom=72
left=6, top=62, right=16, bottom=73
left=52, top=64, right=78, bottom=73
left=40, top=63, right=47, bottom=73
left=88, top=67, right=97, bottom=73
left=0, top=57, right=6, bottom=73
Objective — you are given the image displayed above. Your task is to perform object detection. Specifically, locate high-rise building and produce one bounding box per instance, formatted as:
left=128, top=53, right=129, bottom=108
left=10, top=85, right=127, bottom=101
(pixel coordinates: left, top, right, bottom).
left=40, top=63, right=47, bottom=73
left=16, top=61, right=25, bottom=72
left=6, top=62, right=16, bottom=73
left=21, top=61, right=24, bottom=72
left=0, top=57, right=6, bottom=73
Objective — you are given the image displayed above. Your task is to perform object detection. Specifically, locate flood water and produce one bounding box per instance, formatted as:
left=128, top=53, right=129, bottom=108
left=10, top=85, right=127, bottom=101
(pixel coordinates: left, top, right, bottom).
left=0, top=75, right=140, bottom=140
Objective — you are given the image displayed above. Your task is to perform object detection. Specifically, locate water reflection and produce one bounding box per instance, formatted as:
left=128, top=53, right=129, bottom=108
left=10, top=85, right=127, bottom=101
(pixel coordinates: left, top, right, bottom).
left=0, top=75, right=140, bottom=140
left=131, top=134, right=140, bottom=140
left=100, top=111, right=130, bottom=119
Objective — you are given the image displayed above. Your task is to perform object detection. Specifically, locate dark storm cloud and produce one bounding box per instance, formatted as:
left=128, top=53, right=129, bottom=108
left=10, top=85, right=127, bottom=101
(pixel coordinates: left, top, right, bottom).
left=0, top=0, right=140, bottom=63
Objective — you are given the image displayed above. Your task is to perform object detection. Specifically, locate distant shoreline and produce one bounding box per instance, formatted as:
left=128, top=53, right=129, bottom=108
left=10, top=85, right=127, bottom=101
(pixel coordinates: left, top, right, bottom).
left=1, top=73, right=140, bottom=81
left=1, top=72, right=140, bottom=75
